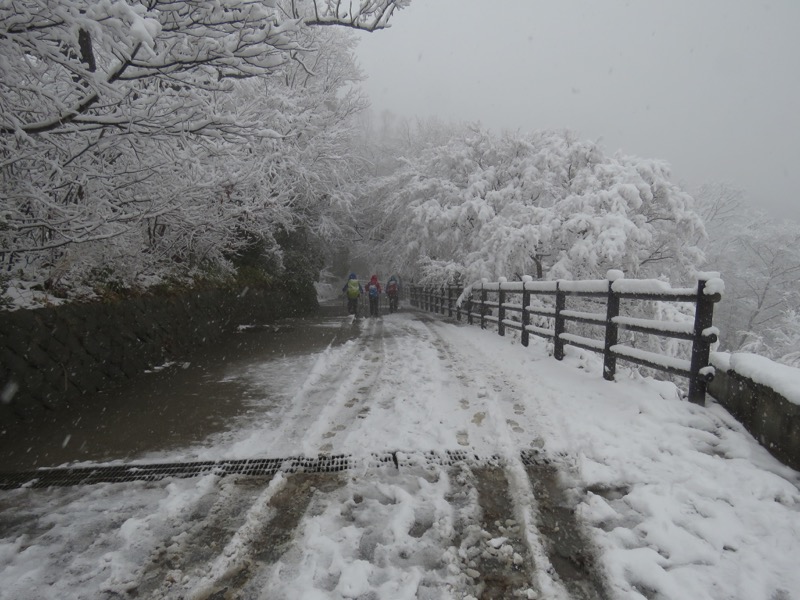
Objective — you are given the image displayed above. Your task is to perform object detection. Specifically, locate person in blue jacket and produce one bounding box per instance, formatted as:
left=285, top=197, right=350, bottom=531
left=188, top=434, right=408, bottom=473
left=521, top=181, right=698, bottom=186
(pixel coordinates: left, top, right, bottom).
left=342, top=273, right=363, bottom=316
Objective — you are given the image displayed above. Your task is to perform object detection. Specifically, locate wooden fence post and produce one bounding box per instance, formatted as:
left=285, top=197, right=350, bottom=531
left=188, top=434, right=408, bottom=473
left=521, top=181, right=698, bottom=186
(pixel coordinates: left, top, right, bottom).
left=603, top=277, right=620, bottom=381
left=688, top=277, right=717, bottom=405
left=521, top=283, right=530, bottom=347
left=456, top=287, right=462, bottom=321
left=466, top=290, right=473, bottom=325
left=447, top=286, right=453, bottom=317
left=440, top=286, right=445, bottom=314
left=498, top=283, right=506, bottom=337
left=554, top=281, right=566, bottom=360
left=480, top=287, right=488, bottom=330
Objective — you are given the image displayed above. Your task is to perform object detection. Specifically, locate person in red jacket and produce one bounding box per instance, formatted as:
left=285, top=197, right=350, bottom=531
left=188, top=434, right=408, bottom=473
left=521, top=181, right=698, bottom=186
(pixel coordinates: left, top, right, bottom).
left=365, top=274, right=382, bottom=317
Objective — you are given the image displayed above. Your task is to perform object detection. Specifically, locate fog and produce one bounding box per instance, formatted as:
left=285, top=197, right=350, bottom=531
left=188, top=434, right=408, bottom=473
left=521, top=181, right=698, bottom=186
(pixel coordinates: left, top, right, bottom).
left=356, top=0, right=800, bottom=220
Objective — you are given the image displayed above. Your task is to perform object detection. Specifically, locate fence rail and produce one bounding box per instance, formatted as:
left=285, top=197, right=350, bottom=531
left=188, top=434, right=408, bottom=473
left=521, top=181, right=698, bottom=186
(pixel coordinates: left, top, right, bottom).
left=409, top=272, right=722, bottom=404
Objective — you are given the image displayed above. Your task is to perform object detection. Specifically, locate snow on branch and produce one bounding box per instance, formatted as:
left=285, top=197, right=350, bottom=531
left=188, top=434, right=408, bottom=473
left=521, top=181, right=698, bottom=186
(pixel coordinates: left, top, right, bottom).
left=305, top=0, right=411, bottom=31
left=1, top=1, right=384, bottom=303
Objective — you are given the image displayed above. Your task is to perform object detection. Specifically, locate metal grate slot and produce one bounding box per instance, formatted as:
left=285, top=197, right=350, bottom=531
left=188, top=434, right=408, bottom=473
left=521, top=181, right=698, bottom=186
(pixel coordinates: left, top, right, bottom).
left=0, top=450, right=520, bottom=490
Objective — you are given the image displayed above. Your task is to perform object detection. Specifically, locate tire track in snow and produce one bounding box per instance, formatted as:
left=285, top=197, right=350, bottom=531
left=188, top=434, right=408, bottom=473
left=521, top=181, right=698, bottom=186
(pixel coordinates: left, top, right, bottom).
left=418, top=314, right=614, bottom=599
left=256, top=463, right=486, bottom=599
left=245, top=327, right=373, bottom=457
left=306, top=313, right=471, bottom=455
left=123, top=313, right=609, bottom=599
left=414, top=315, right=564, bottom=598
left=180, top=472, right=346, bottom=600
left=299, top=317, right=393, bottom=455
left=345, top=314, right=492, bottom=453
left=132, top=475, right=270, bottom=598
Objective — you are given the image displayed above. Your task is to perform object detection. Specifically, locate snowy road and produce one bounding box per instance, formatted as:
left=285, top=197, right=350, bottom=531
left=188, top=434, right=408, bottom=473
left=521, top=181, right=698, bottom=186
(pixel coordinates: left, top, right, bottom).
left=201, top=312, right=551, bottom=460
left=1, top=309, right=799, bottom=599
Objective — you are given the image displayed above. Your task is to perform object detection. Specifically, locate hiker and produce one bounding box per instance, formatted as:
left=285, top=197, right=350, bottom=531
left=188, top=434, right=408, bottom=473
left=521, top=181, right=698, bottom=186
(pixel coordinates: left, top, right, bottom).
left=342, top=273, right=362, bottom=316
left=385, top=275, right=400, bottom=313
left=366, top=274, right=382, bottom=317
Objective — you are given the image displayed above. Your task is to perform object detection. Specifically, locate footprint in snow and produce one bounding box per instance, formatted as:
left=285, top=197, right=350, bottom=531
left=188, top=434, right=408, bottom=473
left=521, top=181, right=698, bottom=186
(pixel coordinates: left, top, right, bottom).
left=506, top=419, right=524, bottom=433
left=471, top=412, right=486, bottom=426
left=456, top=431, right=469, bottom=446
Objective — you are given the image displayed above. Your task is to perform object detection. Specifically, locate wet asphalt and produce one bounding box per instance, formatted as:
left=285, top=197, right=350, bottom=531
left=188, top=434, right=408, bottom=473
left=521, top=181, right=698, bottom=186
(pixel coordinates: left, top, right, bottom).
left=0, top=304, right=358, bottom=471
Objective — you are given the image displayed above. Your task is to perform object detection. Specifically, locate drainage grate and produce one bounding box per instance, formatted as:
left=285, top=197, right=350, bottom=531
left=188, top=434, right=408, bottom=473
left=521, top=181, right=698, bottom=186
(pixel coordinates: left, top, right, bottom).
left=395, top=449, right=503, bottom=468
left=519, top=449, right=551, bottom=467
left=0, top=454, right=352, bottom=490
left=0, top=451, right=506, bottom=490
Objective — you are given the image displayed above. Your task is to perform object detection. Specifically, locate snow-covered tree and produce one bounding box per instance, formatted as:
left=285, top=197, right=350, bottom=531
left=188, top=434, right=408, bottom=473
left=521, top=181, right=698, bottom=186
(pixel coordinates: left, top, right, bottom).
left=0, top=0, right=406, bottom=298
left=696, top=183, right=800, bottom=359
left=357, top=126, right=705, bottom=285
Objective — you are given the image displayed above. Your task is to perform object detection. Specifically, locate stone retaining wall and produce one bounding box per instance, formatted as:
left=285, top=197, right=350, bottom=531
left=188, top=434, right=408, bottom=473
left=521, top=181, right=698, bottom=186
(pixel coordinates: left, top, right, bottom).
left=0, top=281, right=316, bottom=423
left=708, top=369, right=800, bottom=471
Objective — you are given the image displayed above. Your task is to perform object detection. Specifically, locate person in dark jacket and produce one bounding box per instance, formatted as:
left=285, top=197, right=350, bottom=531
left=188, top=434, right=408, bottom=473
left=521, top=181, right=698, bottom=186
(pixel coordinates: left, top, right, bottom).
left=385, top=275, right=399, bottom=313
left=342, top=273, right=363, bottom=316
left=365, top=274, right=382, bottom=317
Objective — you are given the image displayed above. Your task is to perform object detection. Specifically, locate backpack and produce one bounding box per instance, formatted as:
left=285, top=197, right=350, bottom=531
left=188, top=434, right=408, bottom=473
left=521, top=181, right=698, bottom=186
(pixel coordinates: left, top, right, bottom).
left=346, top=279, right=360, bottom=299
left=368, top=283, right=379, bottom=298
left=387, top=281, right=398, bottom=295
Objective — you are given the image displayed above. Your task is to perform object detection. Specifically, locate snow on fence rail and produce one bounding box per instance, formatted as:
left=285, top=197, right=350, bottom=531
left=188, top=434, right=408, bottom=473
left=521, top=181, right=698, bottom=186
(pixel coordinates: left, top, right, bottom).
left=409, top=271, right=724, bottom=405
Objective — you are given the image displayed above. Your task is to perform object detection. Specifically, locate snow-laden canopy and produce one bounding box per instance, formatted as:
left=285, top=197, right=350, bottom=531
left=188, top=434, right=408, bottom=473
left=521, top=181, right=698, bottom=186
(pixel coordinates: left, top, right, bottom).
left=360, top=127, right=705, bottom=285
left=0, top=0, right=405, bottom=302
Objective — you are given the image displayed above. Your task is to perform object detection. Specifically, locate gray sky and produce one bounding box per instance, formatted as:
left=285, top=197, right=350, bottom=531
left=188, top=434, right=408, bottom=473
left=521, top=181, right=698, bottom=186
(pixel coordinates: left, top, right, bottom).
left=355, top=0, right=800, bottom=220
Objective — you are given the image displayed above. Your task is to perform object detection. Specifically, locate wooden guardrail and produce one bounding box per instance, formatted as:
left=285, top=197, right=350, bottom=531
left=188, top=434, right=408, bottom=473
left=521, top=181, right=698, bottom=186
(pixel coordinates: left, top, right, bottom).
left=409, top=271, right=723, bottom=404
